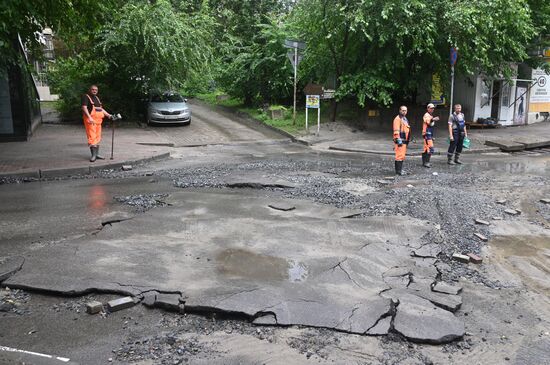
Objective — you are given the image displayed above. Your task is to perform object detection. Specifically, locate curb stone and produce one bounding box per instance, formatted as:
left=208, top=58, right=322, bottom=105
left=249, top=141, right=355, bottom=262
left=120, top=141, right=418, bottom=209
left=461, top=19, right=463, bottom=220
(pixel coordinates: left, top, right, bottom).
left=328, top=146, right=501, bottom=156
left=1, top=152, right=171, bottom=180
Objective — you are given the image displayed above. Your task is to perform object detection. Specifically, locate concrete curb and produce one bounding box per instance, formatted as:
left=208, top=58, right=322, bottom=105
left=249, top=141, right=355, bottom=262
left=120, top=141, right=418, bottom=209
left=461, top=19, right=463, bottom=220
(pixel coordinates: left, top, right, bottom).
left=327, top=146, right=501, bottom=156
left=0, top=152, right=171, bottom=180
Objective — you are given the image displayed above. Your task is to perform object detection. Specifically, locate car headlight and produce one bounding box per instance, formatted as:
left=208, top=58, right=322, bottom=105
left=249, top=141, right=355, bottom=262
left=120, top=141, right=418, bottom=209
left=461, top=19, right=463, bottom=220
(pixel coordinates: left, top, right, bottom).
left=150, top=108, right=161, bottom=114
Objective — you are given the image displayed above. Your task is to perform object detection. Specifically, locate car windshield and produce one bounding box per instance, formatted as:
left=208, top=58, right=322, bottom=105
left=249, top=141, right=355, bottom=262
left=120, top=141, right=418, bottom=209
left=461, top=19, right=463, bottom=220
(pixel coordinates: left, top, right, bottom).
left=151, top=93, right=184, bottom=103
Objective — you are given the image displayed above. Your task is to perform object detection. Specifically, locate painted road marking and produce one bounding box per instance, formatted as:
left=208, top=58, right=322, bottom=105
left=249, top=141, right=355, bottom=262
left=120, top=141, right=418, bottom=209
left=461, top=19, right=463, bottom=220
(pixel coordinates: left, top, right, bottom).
left=0, top=345, right=71, bottom=362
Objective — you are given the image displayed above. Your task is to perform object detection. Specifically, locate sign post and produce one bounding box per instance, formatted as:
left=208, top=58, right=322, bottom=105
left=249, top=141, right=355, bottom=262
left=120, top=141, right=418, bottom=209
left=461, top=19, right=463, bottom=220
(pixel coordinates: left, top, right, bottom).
left=449, top=47, right=458, bottom=116
left=306, top=95, right=320, bottom=135
left=284, top=40, right=305, bottom=125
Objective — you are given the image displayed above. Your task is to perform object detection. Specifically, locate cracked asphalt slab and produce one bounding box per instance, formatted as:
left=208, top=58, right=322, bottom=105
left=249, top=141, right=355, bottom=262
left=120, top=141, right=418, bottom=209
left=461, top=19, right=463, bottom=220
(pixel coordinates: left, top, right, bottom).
left=1, top=112, right=549, bottom=364
left=2, top=190, right=465, bottom=343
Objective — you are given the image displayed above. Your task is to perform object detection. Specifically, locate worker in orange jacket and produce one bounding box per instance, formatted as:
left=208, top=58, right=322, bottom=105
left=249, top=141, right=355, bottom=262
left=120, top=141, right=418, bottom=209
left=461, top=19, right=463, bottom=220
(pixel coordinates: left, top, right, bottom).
left=392, top=106, right=411, bottom=175
left=421, top=103, right=440, bottom=168
left=82, top=85, right=113, bottom=162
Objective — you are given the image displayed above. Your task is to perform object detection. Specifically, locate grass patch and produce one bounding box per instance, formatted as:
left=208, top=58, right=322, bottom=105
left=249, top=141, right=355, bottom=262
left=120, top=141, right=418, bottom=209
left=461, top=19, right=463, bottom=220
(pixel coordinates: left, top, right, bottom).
left=196, top=91, right=332, bottom=135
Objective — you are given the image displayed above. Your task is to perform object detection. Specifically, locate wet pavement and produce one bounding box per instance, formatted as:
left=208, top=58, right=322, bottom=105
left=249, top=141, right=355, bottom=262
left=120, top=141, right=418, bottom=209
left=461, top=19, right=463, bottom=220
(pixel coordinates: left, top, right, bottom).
left=1, top=103, right=549, bottom=364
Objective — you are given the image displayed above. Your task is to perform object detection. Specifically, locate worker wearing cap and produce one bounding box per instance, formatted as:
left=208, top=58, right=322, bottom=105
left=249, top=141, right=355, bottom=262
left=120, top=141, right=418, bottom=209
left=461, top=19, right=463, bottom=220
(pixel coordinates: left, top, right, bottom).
left=447, top=103, right=467, bottom=165
left=392, top=106, right=411, bottom=175
left=82, top=85, right=113, bottom=162
left=422, top=103, right=440, bottom=168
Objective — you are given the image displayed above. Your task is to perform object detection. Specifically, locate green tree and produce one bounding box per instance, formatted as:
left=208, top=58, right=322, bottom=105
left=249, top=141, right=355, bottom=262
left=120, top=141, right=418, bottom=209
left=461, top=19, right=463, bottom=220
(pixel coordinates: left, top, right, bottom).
left=290, top=0, right=537, bottom=118
left=219, top=20, right=294, bottom=105
left=0, top=0, right=118, bottom=66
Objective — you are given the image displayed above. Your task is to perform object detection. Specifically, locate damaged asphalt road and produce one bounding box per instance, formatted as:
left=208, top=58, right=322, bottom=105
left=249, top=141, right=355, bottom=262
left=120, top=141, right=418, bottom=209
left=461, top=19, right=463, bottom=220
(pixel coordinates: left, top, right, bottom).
left=0, top=139, right=549, bottom=364
left=1, top=191, right=464, bottom=343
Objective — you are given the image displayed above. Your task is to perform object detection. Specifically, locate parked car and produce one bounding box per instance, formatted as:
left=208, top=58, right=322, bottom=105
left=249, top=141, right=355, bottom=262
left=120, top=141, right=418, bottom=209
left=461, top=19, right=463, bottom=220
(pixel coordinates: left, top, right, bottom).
left=147, top=92, right=191, bottom=125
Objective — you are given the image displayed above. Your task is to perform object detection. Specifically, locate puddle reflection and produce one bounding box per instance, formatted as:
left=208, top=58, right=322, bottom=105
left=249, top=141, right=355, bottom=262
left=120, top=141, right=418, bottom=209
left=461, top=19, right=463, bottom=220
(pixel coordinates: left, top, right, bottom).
left=88, top=185, right=108, bottom=212
left=216, top=248, right=308, bottom=283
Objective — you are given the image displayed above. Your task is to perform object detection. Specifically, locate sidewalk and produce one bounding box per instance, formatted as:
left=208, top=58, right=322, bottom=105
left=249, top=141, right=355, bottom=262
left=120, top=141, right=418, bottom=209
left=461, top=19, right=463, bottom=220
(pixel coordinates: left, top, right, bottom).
left=296, top=120, right=550, bottom=156
left=0, top=123, right=171, bottom=179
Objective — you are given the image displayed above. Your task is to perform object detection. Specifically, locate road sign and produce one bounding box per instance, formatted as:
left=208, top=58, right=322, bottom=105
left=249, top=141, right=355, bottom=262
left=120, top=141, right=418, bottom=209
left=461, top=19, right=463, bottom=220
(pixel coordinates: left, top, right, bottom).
left=287, top=51, right=303, bottom=68
left=284, top=39, right=306, bottom=50
left=306, top=95, right=320, bottom=109
left=450, top=47, right=458, bottom=66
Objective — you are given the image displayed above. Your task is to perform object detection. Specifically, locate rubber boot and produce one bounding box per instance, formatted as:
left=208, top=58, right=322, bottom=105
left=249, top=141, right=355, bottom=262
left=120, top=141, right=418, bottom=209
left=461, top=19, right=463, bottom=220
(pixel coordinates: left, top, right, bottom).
left=421, top=153, right=426, bottom=167
left=454, top=153, right=462, bottom=164
left=96, top=145, right=105, bottom=160
left=424, top=154, right=432, bottom=168
left=395, top=160, right=403, bottom=176
left=89, top=146, right=97, bottom=162
left=447, top=154, right=455, bottom=165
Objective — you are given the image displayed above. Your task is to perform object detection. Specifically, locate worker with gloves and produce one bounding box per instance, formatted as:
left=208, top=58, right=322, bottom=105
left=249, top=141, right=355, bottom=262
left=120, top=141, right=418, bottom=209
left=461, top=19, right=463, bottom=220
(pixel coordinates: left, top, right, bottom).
left=82, top=85, right=114, bottom=162
left=447, top=104, right=468, bottom=165
left=392, top=106, right=411, bottom=175
left=422, top=103, right=440, bottom=168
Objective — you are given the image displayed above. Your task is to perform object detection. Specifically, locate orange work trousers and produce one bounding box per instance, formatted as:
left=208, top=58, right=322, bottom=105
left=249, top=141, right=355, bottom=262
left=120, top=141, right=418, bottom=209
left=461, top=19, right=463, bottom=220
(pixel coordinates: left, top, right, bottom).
left=423, top=138, right=434, bottom=154
left=394, top=143, right=407, bottom=161
left=83, top=108, right=104, bottom=146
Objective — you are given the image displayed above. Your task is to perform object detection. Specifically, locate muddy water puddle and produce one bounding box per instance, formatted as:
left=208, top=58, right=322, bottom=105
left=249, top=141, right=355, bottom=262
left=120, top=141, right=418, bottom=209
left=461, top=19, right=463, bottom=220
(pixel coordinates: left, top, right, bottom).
left=473, top=156, right=550, bottom=175
left=216, top=248, right=308, bottom=283
left=490, top=235, right=550, bottom=294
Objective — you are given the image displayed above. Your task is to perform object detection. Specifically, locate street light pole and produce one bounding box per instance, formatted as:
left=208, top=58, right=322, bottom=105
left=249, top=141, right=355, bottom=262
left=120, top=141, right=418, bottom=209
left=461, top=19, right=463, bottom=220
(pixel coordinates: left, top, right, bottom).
left=293, top=47, right=297, bottom=125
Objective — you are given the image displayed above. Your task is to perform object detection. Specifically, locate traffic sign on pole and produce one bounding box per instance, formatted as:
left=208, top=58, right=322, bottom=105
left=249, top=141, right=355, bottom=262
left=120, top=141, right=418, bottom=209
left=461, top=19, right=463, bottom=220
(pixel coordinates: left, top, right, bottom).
left=450, top=47, right=458, bottom=66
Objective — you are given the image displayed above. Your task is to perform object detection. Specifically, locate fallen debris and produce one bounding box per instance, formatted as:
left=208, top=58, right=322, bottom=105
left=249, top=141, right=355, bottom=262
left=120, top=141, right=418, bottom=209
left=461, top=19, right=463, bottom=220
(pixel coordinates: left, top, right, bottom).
left=85, top=301, right=103, bottom=314
left=474, top=233, right=488, bottom=242
left=107, top=297, right=135, bottom=312
left=475, top=219, right=490, bottom=225
left=504, top=209, right=521, bottom=216
left=467, top=253, right=483, bottom=264
left=452, top=253, right=470, bottom=263
left=121, top=165, right=132, bottom=171
left=496, top=199, right=507, bottom=205
left=540, top=198, right=550, bottom=204
left=377, top=179, right=392, bottom=185
left=492, top=217, right=503, bottom=221
left=432, top=282, right=462, bottom=295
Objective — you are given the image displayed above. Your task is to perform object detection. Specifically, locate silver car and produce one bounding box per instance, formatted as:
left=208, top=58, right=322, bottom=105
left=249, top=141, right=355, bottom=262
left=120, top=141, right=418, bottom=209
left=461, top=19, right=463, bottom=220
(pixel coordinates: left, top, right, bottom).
left=147, top=92, right=191, bottom=125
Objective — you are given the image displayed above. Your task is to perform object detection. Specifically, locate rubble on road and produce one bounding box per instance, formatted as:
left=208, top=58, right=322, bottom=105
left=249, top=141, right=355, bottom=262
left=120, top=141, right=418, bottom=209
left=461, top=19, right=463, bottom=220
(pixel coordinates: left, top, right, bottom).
left=85, top=301, right=103, bottom=314
left=452, top=253, right=470, bottom=263
left=467, top=253, right=483, bottom=264
left=474, top=233, right=488, bottom=242
left=107, top=297, right=136, bottom=312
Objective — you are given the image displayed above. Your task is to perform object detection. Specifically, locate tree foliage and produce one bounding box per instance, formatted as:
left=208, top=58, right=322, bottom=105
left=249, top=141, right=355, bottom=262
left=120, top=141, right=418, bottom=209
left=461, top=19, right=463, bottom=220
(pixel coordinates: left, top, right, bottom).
left=290, top=0, right=538, bottom=111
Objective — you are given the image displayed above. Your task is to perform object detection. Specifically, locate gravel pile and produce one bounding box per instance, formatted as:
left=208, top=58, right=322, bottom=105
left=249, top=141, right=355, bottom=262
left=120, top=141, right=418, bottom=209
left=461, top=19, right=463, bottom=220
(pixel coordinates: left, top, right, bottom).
left=0, top=288, right=31, bottom=315
left=114, top=193, right=169, bottom=212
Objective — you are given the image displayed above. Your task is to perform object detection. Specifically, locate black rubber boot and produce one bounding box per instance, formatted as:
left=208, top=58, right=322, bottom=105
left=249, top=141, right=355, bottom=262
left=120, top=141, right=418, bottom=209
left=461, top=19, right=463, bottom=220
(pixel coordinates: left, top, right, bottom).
left=424, top=153, right=432, bottom=168
left=395, top=161, right=404, bottom=175
left=395, top=161, right=402, bottom=175
left=421, top=153, right=426, bottom=166
left=89, top=146, right=97, bottom=162
left=96, top=145, right=105, bottom=160
left=454, top=153, right=462, bottom=164
left=447, top=154, right=455, bottom=165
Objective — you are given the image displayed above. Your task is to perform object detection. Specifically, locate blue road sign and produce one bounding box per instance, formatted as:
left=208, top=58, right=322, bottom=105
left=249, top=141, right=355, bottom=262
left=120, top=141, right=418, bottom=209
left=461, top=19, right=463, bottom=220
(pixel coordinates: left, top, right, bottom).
left=450, top=47, right=458, bottom=66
